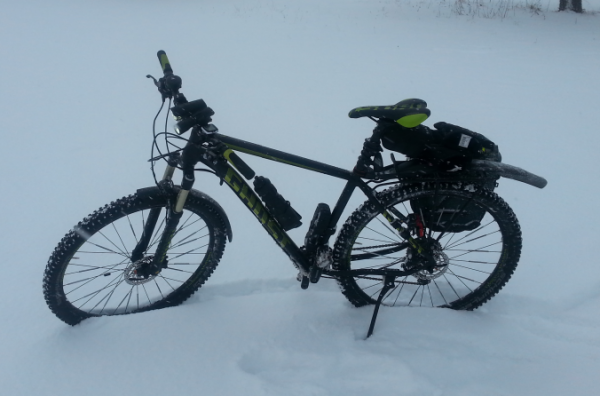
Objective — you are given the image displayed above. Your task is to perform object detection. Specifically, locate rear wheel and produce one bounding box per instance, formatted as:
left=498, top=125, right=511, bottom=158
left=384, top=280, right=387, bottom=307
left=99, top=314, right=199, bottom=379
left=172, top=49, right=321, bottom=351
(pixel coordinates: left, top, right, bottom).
left=43, top=189, right=228, bottom=325
left=333, top=182, right=522, bottom=310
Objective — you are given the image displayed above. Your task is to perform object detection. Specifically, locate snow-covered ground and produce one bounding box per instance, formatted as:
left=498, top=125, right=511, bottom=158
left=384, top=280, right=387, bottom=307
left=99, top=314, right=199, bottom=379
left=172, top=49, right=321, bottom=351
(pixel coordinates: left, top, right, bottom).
left=1, top=0, right=600, bottom=394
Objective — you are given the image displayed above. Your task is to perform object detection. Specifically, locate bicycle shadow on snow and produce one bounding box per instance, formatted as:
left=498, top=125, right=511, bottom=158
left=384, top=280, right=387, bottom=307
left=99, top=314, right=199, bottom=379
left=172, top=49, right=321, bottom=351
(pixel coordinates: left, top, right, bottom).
left=188, top=277, right=341, bottom=303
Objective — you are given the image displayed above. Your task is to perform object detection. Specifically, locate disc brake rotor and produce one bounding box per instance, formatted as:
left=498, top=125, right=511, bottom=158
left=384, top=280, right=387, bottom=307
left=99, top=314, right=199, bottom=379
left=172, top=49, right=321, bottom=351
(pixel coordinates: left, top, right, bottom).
left=403, top=238, right=450, bottom=281
left=124, top=256, right=159, bottom=285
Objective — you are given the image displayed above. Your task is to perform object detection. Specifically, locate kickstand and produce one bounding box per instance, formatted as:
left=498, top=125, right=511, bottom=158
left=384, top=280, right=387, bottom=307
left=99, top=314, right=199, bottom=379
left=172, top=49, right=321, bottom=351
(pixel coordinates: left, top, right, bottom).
left=366, top=275, right=396, bottom=339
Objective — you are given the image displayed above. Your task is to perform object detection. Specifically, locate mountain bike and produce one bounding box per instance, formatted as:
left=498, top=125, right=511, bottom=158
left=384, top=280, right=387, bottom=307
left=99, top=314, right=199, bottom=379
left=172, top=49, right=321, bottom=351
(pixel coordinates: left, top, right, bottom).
left=43, top=51, right=547, bottom=336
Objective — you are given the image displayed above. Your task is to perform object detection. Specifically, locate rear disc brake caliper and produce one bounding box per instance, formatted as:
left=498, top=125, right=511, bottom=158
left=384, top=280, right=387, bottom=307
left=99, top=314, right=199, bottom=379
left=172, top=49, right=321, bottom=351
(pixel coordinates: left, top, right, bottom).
left=404, top=237, right=449, bottom=281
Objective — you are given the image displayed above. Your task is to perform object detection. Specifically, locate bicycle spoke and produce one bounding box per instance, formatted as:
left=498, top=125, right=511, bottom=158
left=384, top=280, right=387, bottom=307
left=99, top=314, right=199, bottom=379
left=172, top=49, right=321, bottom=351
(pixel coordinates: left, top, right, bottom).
left=443, top=219, right=495, bottom=249
left=427, top=284, right=434, bottom=307
left=124, top=286, right=134, bottom=313
left=446, top=268, right=474, bottom=293
left=407, top=286, right=420, bottom=306
left=125, top=213, right=139, bottom=244
left=446, top=230, right=501, bottom=250
left=374, top=216, right=402, bottom=240
left=64, top=259, right=127, bottom=291
left=356, top=236, right=400, bottom=245
left=170, top=243, right=209, bottom=260
left=449, top=241, right=502, bottom=260
left=113, top=286, right=134, bottom=315
left=445, top=270, right=481, bottom=285
left=365, top=224, right=399, bottom=243
left=445, top=248, right=501, bottom=253
left=432, top=279, right=449, bottom=305
left=65, top=262, right=127, bottom=275
left=99, top=229, right=130, bottom=258
left=449, top=262, right=491, bottom=275
left=171, top=232, right=209, bottom=250
left=98, top=277, right=126, bottom=315
left=174, top=214, right=204, bottom=237
left=158, top=275, right=177, bottom=291
left=148, top=216, right=167, bottom=251
left=392, top=278, right=408, bottom=306
left=111, top=218, right=130, bottom=256
left=71, top=272, right=123, bottom=304
left=83, top=240, right=129, bottom=258
left=169, top=262, right=200, bottom=266
left=141, top=283, right=152, bottom=305
left=450, top=258, right=498, bottom=265
left=153, top=279, right=165, bottom=300
left=442, top=274, right=461, bottom=299
left=165, top=267, right=195, bottom=274
left=158, top=275, right=185, bottom=284
left=369, top=284, right=385, bottom=299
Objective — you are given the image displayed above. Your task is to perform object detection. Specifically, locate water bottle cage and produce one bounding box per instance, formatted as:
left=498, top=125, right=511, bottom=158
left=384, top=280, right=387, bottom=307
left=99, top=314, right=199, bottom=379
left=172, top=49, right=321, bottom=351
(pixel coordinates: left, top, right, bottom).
left=253, top=176, right=302, bottom=231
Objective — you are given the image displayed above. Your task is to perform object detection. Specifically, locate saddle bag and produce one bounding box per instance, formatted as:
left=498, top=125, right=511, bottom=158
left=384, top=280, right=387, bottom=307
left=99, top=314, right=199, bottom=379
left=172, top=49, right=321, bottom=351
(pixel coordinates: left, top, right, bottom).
left=381, top=121, right=501, bottom=232
left=381, top=121, right=500, bottom=164
left=410, top=192, right=488, bottom=232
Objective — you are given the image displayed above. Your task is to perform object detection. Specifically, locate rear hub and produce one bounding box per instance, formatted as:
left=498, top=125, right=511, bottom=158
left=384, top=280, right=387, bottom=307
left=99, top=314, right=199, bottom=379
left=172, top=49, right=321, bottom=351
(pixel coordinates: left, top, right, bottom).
left=403, top=237, right=449, bottom=281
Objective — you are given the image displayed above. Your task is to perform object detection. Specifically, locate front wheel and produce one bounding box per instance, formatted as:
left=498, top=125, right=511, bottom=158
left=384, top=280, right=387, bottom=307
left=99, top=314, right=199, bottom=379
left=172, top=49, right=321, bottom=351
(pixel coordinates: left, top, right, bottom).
left=43, top=187, right=230, bottom=325
left=333, top=182, right=522, bottom=310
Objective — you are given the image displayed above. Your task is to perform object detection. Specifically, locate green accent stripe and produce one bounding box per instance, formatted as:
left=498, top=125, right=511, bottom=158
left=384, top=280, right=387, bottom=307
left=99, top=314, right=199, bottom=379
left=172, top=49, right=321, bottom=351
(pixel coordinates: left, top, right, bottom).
left=225, top=144, right=322, bottom=173
left=222, top=149, right=242, bottom=172
left=222, top=149, right=234, bottom=162
left=396, top=113, right=429, bottom=128
left=159, top=54, right=170, bottom=71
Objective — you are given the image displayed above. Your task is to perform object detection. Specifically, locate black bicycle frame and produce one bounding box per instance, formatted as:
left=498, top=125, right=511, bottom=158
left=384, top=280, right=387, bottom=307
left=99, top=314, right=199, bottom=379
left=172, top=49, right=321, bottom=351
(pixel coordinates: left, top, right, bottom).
left=207, top=133, right=388, bottom=275
left=135, top=125, right=433, bottom=281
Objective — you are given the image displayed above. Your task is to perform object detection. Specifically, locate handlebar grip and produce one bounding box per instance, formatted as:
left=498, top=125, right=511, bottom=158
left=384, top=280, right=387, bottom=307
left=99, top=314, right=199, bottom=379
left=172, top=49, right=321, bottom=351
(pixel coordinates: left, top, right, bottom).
left=224, top=150, right=256, bottom=180
left=157, top=50, right=173, bottom=75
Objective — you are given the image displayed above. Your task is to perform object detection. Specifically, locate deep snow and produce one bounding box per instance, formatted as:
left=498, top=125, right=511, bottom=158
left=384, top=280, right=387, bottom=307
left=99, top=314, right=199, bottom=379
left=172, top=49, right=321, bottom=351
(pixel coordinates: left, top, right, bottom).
left=1, top=0, right=600, bottom=395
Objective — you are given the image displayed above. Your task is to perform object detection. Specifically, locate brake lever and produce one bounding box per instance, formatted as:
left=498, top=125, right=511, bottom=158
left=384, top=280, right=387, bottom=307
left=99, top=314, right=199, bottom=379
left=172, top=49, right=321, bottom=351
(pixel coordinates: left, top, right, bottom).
left=146, top=74, right=159, bottom=87
left=146, top=74, right=174, bottom=102
left=147, top=74, right=168, bottom=102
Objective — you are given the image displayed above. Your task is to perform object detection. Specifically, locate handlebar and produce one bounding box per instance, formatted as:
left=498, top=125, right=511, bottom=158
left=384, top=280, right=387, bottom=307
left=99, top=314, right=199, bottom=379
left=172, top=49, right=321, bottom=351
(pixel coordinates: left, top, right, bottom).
left=157, top=50, right=174, bottom=75
left=153, top=50, right=182, bottom=101
left=151, top=50, right=214, bottom=133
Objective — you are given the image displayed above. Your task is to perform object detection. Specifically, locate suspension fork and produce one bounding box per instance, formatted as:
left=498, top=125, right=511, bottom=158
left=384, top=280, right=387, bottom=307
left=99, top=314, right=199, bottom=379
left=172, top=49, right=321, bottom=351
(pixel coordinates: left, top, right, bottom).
left=131, top=131, right=202, bottom=267
left=130, top=158, right=179, bottom=263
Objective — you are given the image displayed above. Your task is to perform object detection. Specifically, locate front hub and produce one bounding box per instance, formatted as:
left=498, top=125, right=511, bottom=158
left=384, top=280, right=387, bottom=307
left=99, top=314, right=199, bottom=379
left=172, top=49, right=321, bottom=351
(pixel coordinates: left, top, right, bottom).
left=124, top=255, right=166, bottom=285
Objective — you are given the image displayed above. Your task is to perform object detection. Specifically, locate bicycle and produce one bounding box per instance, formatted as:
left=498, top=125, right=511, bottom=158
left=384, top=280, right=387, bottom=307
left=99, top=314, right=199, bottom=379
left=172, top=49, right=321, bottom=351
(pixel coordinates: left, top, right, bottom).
left=43, top=51, right=547, bottom=337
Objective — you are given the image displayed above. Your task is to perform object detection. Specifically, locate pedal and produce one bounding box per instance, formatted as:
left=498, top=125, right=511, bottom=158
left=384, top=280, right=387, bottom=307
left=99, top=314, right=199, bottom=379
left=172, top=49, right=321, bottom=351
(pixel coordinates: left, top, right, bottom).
left=300, top=275, right=310, bottom=289
left=309, top=266, right=322, bottom=283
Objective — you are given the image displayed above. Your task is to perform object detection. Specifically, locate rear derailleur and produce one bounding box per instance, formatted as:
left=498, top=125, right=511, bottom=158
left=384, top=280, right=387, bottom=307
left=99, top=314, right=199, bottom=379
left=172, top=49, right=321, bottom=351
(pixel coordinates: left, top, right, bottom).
left=402, top=237, right=450, bottom=284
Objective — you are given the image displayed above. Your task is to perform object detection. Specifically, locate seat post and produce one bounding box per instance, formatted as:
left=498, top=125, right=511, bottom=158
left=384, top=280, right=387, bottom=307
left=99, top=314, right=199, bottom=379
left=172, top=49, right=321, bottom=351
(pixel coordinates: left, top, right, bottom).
left=353, top=124, right=384, bottom=177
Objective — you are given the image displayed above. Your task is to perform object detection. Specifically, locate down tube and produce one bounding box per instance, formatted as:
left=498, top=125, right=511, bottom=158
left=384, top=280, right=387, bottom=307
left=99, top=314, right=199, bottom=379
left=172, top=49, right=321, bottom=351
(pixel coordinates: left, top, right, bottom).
left=220, top=165, right=310, bottom=273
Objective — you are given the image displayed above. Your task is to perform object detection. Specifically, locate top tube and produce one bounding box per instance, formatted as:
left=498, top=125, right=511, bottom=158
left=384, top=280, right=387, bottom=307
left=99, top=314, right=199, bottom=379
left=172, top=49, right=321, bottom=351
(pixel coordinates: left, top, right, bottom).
left=216, top=134, right=357, bottom=181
